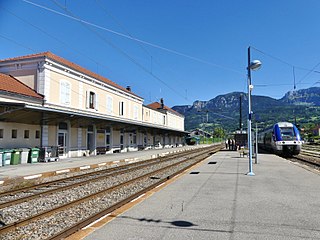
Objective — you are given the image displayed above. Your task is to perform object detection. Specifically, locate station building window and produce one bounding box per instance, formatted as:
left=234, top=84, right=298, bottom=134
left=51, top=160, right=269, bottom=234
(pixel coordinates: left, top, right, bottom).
left=24, top=130, right=30, bottom=139
left=0, top=129, right=3, bottom=138
left=12, top=129, right=17, bottom=139
left=89, top=92, right=95, bottom=109
left=86, top=91, right=97, bottom=109
left=153, top=112, right=157, bottom=124
left=59, top=122, right=68, bottom=130
left=133, top=105, right=139, bottom=120
left=119, top=101, right=125, bottom=116
left=106, top=95, right=113, bottom=114
left=35, top=130, right=40, bottom=139
left=60, top=80, right=71, bottom=105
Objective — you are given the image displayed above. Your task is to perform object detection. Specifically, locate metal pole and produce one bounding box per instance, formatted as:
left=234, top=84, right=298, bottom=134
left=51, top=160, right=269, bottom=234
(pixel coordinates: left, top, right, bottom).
left=255, top=122, right=258, bottom=164
left=239, top=95, right=242, bottom=133
left=206, top=111, right=208, bottom=144
left=247, top=47, right=255, bottom=176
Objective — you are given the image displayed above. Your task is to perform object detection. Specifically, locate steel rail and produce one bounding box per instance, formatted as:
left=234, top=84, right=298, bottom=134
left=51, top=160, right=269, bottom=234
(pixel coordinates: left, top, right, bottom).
left=292, top=154, right=320, bottom=168
left=0, top=151, right=190, bottom=209
left=0, top=145, right=220, bottom=236
left=48, top=146, right=221, bottom=240
left=0, top=146, right=208, bottom=199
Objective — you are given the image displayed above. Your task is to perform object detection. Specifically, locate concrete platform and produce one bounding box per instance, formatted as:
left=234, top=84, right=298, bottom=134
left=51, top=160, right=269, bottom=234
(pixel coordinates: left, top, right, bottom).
left=81, top=150, right=320, bottom=240
left=0, top=145, right=207, bottom=185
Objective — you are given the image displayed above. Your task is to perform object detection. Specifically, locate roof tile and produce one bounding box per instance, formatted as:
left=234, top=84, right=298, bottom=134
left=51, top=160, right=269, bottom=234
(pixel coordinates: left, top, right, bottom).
left=0, top=73, right=43, bottom=99
left=0, top=52, right=142, bottom=99
left=147, top=102, right=183, bottom=117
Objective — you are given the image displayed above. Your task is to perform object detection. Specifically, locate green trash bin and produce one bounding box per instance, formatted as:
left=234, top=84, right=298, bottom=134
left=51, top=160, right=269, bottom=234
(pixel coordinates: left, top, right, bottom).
left=11, top=149, right=22, bottom=165
left=28, top=148, right=40, bottom=163
left=2, top=149, right=13, bottom=166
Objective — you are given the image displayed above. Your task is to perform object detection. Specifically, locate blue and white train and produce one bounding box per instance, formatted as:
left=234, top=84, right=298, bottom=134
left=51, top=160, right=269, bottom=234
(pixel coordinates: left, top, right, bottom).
left=258, top=122, right=303, bottom=156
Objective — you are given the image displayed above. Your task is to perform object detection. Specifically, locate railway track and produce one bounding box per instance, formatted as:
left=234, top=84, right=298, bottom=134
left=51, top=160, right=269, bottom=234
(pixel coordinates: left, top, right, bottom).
left=0, top=146, right=206, bottom=207
left=301, top=143, right=320, bottom=152
left=290, top=153, right=320, bottom=170
left=0, top=144, right=221, bottom=240
left=284, top=143, right=320, bottom=170
left=296, top=143, right=320, bottom=169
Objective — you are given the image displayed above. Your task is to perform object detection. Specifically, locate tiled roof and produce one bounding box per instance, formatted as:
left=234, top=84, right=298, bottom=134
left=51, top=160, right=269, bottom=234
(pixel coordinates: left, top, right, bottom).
left=0, top=52, right=142, bottom=99
left=147, top=102, right=183, bottom=117
left=0, top=73, right=43, bottom=99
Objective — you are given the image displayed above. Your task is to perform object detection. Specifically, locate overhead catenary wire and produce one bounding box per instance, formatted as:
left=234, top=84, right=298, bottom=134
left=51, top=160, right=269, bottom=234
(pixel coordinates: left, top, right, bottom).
left=94, top=0, right=199, bottom=101
left=23, top=0, right=243, bottom=75
left=49, top=0, right=190, bottom=101
left=295, top=61, right=320, bottom=86
left=1, top=0, right=186, bottom=102
left=251, top=46, right=320, bottom=91
left=0, top=6, right=114, bottom=76
left=251, top=46, right=320, bottom=76
left=5, top=1, right=316, bottom=105
left=0, top=4, right=182, bottom=104
left=95, top=0, right=152, bottom=58
left=0, top=34, right=37, bottom=53
left=0, top=36, right=142, bottom=112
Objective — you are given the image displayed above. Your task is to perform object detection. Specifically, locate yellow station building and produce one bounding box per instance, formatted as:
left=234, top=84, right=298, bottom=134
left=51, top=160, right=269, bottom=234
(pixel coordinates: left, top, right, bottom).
left=0, top=52, right=185, bottom=159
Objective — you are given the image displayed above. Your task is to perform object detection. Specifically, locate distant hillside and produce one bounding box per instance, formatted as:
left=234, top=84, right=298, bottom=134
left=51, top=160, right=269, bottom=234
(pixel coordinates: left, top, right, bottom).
left=172, top=87, right=320, bottom=133
left=280, top=87, right=320, bottom=105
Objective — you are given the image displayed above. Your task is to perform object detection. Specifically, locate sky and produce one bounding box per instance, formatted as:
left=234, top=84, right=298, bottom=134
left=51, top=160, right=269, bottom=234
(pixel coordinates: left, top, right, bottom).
left=1, top=0, right=320, bottom=107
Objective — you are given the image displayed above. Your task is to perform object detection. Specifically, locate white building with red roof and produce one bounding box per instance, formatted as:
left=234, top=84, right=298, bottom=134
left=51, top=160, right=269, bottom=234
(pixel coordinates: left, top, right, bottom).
left=0, top=52, right=185, bottom=160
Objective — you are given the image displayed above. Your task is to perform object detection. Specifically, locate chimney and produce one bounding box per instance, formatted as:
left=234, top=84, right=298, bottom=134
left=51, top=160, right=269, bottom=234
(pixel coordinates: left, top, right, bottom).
left=160, top=98, right=164, bottom=109
left=126, top=86, right=131, bottom=92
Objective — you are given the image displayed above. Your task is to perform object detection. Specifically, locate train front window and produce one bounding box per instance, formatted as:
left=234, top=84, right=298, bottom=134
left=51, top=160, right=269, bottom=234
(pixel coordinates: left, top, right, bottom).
left=280, top=127, right=294, bottom=139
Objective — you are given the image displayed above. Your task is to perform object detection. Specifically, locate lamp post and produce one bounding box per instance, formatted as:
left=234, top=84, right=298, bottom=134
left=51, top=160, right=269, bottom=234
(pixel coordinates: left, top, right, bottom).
left=247, top=47, right=261, bottom=176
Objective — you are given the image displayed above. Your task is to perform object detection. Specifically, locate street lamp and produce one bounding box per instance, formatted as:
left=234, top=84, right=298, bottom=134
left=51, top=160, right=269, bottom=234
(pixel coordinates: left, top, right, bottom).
left=247, top=46, right=261, bottom=176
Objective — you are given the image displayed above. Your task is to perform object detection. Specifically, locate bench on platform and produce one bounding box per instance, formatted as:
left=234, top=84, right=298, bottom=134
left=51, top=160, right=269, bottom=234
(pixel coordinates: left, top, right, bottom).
left=96, top=146, right=110, bottom=155
left=239, top=147, right=249, bottom=157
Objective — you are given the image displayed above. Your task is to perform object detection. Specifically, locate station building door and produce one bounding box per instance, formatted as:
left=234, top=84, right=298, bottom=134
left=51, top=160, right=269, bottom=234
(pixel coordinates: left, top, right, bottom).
left=87, top=125, right=95, bottom=155
left=58, top=122, right=68, bottom=158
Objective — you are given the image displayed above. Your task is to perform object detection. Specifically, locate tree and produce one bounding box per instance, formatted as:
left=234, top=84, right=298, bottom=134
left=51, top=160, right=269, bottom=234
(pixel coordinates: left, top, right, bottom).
left=212, top=127, right=225, bottom=138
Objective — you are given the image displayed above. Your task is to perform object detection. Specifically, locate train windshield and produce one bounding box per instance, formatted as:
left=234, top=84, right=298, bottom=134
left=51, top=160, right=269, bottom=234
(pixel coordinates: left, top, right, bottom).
left=280, top=127, right=295, bottom=140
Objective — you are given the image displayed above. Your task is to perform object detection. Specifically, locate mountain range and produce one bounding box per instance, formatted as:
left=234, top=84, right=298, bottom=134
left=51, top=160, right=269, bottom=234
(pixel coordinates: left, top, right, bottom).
left=172, top=87, right=320, bottom=133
